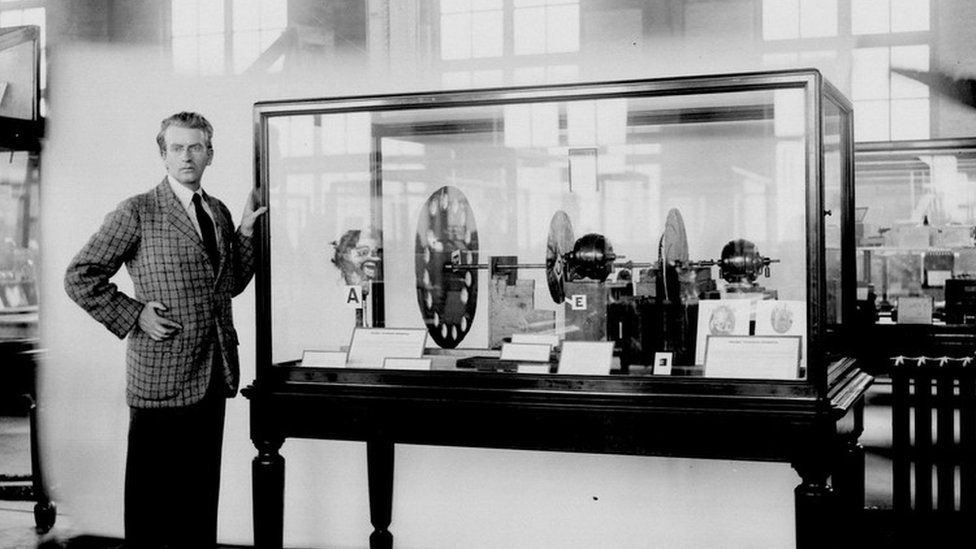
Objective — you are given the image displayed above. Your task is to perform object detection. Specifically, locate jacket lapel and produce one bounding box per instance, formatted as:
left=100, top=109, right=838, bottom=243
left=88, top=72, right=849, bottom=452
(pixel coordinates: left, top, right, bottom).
left=158, top=179, right=210, bottom=264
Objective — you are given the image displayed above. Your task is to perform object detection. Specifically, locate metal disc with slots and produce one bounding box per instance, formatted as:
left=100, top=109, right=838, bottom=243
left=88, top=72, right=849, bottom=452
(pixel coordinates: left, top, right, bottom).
left=545, top=210, right=575, bottom=304
left=658, top=208, right=689, bottom=302
left=414, top=186, right=479, bottom=348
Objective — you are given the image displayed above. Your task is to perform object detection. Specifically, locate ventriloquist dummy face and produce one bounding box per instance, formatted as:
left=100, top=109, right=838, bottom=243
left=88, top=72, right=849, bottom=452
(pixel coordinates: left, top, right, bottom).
left=332, top=229, right=381, bottom=288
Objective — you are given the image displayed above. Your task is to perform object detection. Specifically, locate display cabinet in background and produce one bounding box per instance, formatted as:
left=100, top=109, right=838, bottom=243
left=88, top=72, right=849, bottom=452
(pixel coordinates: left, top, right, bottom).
left=854, top=139, right=976, bottom=374
left=0, top=24, right=54, bottom=533
left=0, top=24, right=42, bottom=409
left=245, top=69, right=871, bottom=549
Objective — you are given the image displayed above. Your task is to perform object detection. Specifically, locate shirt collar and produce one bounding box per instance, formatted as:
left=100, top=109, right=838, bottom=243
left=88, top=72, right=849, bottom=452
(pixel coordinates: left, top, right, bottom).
left=167, top=175, right=205, bottom=210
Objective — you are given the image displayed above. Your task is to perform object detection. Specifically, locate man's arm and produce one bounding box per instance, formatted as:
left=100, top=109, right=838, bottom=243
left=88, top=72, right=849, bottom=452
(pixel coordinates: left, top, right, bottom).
left=64, top=203, right=145, bottom=339
left=230, top=189, right=267, bottom=297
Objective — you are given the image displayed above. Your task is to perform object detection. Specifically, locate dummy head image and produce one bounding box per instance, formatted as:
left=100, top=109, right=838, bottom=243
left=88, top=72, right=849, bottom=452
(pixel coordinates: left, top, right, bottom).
left=708, top=304, right=736, bottom=335
left=331, top=229, right=381, bottom=288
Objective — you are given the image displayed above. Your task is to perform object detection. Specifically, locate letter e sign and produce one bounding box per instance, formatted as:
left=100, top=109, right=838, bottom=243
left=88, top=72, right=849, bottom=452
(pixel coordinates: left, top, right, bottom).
left=345, top=285, right=363, bottom=309
left=570, top=294, right=587, bottom=310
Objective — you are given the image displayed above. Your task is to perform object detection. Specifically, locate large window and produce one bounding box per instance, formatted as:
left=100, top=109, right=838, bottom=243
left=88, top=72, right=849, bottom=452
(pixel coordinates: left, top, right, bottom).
left=852, top=44, right=929, bottom=141
left=762, top=0, right=838, bottom=40
left=440, top=0, right=504, bottom=60
left=439, top=0, right=579, bottom=88
left=171, top=0, right=287, bottom=75
left=762, top=0, right=931, bottom=142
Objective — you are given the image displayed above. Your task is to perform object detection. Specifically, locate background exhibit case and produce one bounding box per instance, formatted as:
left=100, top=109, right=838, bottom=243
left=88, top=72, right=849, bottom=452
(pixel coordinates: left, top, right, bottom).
left=247, top=70, right=870, bottom=549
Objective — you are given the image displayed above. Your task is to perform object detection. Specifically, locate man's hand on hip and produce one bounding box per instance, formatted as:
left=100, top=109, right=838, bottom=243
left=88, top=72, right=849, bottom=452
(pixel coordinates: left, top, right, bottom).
left=139, top=301, right=183, bottom=341
left=240, top=189, right=268, bottom=237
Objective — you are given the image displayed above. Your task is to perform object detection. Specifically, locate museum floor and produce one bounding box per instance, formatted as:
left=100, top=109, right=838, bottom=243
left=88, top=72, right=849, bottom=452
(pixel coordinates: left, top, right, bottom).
left=0, top=390, right=968, bottom=549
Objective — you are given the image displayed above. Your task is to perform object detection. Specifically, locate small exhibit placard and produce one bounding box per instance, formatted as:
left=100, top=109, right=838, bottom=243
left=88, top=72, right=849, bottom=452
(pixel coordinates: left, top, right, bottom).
left=652, top=352, right=673, bottom=375
left=510, top=333, right=561, bottom=348
left=703, top=335, right=801, bottom=380
left=347, top=327, right=428, bottom=369
left=500, top=342, right=552, bottom=362
left=557, top=341, right=614, bottom=375
left=300, top=350, right=348, bottom=367
left=383, top=357, right=433, bottom=371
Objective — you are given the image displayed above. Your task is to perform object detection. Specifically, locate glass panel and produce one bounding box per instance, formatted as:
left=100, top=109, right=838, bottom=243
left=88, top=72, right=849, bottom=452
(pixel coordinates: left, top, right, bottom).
left=823, top=97, right=846, bottom=327
left=855, top=142, right=976, bottom=324
left=265, top=82, right=815, bottom=379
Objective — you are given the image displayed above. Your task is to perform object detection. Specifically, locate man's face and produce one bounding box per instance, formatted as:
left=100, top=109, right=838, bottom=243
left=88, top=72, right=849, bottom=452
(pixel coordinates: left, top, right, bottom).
left=161, top=126, right=212, bottom=189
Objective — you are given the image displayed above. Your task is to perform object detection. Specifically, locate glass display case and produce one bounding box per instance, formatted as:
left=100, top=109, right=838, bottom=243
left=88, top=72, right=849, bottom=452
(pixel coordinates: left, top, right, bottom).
left=255, top=68, right=855, bottom=386
left=247, top=69, right=869, bottom=549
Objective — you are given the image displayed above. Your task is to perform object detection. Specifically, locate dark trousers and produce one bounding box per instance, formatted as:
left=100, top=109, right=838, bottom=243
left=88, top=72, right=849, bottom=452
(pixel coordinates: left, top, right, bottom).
left=124, top=378, right=226, bottom=549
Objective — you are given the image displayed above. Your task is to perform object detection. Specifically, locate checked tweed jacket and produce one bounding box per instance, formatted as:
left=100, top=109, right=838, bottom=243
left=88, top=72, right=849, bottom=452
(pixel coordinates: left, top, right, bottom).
left=65, top=179, right=255, bottom=408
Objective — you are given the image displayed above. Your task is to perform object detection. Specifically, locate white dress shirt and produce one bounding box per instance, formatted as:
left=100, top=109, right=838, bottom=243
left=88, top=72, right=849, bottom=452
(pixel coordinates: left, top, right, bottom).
left=167, top=175, right=219, bottom=244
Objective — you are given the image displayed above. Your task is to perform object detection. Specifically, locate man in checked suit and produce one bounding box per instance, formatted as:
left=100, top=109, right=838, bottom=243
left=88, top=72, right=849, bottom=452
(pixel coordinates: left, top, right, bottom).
left=64, top=111, right=266, bottom=548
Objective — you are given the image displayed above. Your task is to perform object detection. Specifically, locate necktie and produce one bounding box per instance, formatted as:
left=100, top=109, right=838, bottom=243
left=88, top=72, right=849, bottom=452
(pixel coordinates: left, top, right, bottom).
left=192, top=193, right=220, bottom=272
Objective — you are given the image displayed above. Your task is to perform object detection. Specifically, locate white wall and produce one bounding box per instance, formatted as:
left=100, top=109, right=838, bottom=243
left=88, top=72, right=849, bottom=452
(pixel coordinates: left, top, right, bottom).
left=38, top=37, right=801, bottom=549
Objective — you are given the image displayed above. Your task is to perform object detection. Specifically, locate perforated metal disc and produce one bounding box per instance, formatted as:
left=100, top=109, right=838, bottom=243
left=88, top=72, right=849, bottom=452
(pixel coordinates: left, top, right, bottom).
left=414, top=186, right=478, bottom=348
left=546, top=210, right=575, bottom=303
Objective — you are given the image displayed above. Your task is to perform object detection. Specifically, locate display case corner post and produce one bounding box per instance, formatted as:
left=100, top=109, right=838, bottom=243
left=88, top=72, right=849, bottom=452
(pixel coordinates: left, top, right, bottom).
left=252, top=436, right=285, bottom=549
left=254, top=108, right=272, bottom=381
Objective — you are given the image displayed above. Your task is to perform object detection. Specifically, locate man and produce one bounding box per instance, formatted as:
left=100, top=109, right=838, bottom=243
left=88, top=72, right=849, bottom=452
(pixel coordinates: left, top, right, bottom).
left=64, top=111, right=266, bottom=548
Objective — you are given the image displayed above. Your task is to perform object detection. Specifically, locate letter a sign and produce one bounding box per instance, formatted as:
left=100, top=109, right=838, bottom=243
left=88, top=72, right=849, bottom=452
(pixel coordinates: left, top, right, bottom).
left=344, top=285, right=364, bottom=309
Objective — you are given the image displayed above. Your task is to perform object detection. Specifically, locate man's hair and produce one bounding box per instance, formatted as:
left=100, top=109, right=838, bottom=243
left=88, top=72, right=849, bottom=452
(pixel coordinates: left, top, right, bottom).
left=156, top=111, right=214, bottom=154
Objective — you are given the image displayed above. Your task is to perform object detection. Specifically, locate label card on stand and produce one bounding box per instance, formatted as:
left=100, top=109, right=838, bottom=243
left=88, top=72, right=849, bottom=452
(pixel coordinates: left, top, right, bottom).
left=695, top=300, right=752, bottom=365
left=347, top=327, right=428, bottom=369
left=300, top=350, right=348, bottom=368
left=703, top=335, right=801, bottom=380
left=511, top=333, right=561, bottom=348
left=557, top=341, right=614, bottom=375
left=653, top=352, right=673, bottom=375
left=500, top=342, right=552, bottom=362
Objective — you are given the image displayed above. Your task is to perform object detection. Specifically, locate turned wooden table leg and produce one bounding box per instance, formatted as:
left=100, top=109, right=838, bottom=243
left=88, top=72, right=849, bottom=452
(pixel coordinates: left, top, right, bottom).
left=253, top=437, right=285, bottom=549
left=833, top=438, right=865, bottom=514
left=793, top=461, right=833, bottom=549
left=368, top=439, right=394, bottom=549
